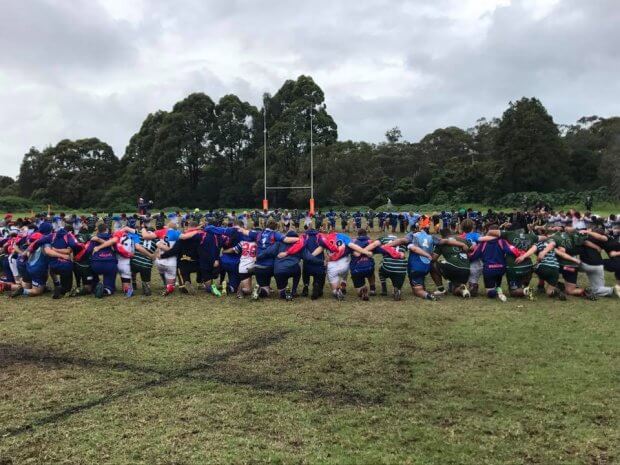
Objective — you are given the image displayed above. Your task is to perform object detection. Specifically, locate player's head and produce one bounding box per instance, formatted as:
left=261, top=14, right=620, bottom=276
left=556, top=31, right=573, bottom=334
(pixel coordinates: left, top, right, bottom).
left=460, top=219, right=474, bottom=233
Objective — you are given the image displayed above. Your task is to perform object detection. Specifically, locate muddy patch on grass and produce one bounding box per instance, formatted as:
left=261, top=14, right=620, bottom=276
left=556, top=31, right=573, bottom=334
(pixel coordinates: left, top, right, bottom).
left=0, top=331, right=292, bottom=438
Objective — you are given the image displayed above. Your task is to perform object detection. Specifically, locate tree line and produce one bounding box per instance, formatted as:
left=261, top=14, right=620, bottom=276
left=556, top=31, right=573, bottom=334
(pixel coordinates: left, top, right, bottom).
left=4, top=75, right=620, bottom=210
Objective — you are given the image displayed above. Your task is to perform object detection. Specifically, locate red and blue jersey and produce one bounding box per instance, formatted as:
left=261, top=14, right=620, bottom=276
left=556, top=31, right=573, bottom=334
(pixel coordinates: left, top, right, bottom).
left=350, top=236, right=374, bottom=275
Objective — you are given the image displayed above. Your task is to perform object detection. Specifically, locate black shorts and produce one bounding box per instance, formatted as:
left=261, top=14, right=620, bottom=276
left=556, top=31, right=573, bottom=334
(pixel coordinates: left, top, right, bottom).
left=131, top=265, right=152, bottom=283
left=254, top=268, right=273, bottom=287
left=274, top=268, right=300, bottom=289
left=603, top=258, right=620, bottom=273
left=483, top=271, right=504, bottom=289
left=535, top=265, right=559, bottom=287
left=239, top=272, right=253, bottom=281
left=74, top=263, right=93, bottom=282
left=351, top=270, right=373, bottom=288
left=438, top=262, right=470, bottom=285
left=199, top=263, right=219, bottom=282
left=379, top=267, right=406, bottom=289
left=560, top=265, right=578, bottom=284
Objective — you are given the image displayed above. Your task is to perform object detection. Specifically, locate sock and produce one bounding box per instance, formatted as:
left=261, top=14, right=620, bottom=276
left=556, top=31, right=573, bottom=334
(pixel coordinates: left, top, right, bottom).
left=23, top=289, right=31, bottom=296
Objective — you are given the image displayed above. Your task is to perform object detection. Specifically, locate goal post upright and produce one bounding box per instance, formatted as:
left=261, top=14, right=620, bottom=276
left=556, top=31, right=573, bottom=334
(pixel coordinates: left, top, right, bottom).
left=263, top=104, right=268, bottom=211
left=262, top=103, right=315, bottom=215
left=309, top=105, right=315, bottom=215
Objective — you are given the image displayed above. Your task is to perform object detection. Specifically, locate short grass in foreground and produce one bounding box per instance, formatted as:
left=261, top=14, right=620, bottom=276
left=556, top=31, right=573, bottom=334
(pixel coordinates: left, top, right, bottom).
left=0, top=280, right=618, bottom=465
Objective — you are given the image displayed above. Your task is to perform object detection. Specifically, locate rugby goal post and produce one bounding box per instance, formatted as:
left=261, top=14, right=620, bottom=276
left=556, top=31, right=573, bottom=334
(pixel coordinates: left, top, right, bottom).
left=262, top=106, right=315, bottom=214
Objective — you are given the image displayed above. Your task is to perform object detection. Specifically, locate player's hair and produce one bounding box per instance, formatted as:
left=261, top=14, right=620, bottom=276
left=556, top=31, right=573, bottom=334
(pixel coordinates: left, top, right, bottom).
left=357, top=228, right=367, bottom=236
left=460, top=219, right=474, bottom=233
left=267, top=220, right=278, bottom=230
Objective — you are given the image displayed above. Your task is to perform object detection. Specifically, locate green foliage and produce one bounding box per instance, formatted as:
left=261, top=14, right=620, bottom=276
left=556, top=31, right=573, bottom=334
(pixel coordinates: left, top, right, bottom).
left=11, top=79, right=620, bottom=209
left=496, top=97, right=571, bottom=193
left=0, top=195, right=41, bottom=211
left=15, top=140, right=119, bottom=208
left=495, top=188, right=612, bottom=209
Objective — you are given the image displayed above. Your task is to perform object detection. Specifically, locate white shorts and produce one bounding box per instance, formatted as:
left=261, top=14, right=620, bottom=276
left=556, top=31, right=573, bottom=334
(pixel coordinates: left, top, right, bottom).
left=469, top=259, right=482, bottom=284
left=156, top=260, right=177, bottom=281
left=117, top=257, right=131, bottom=280
left=327, top=256, right=350, bottom=285
left=9, top=256, right=20, bottom=279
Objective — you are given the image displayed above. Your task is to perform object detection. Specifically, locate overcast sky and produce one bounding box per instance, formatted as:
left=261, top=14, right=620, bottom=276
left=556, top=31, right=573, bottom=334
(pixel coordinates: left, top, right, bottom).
left=1, top=0, right=619, bottom=177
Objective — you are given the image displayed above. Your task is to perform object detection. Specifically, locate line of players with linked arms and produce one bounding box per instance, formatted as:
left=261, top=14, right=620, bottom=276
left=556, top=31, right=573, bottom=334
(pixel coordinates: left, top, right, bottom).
left=0, top=207, right=619, bottom=301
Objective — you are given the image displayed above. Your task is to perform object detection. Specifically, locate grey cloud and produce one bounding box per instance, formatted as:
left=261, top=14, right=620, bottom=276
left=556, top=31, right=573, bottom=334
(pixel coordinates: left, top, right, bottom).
left=0, top=0, right=138, bottom=75
left=0, top=0, right=618, bottom=177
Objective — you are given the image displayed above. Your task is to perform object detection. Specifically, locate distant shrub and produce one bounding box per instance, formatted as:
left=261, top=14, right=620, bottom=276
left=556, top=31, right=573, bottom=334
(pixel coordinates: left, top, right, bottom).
left=0, top=196, right=39, bottom=212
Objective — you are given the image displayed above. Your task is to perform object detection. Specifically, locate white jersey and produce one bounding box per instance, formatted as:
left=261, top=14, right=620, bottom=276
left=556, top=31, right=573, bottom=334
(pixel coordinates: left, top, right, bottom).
left=236, top=240, right=257, bottom=274
left=155, top=236, right=177, bottom=268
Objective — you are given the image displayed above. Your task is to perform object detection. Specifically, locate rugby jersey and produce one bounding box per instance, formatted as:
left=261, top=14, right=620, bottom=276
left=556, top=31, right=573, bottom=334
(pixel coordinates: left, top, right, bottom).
left=535, top=241, right=559, bottom=269
left=379, top=235, right=407, bottom=273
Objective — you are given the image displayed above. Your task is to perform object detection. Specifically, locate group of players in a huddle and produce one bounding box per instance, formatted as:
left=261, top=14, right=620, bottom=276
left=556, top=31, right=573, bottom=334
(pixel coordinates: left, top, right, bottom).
left=1, top=206, right=619, bottom=302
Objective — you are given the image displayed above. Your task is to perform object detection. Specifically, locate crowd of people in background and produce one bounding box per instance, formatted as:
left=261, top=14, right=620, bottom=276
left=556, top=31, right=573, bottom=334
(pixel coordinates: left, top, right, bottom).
left=1, top=204, right=619, bottom=302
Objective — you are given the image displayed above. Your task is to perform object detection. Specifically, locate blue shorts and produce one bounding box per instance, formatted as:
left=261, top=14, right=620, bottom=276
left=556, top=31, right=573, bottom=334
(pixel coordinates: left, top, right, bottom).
left=408, top=270, right=428, bottom=287
left=30, top=272, right=48, bottom=288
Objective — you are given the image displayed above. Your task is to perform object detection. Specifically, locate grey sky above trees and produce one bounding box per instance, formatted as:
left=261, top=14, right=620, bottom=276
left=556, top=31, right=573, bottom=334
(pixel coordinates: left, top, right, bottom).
left=1, top=0, right=618, bottom=177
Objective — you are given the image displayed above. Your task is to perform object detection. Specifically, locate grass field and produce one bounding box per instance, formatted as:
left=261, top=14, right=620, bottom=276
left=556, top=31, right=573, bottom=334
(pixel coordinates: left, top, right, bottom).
left=1, top=271, right=618, bottom=465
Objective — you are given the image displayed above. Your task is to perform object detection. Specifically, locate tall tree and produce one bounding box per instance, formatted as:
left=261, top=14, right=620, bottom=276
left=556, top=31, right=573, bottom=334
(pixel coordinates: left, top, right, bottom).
left=264, top=76, right=338, bottom=206
left=122, top=110, right=168, bottom=201
left=385, top=126, right=403, bottom=144
left=214, top=94, right=259, bottom=175
left=43, top=138, right=119, bottom=207
left=17, top=147, right=48, bottom=198
left=495, top=97, right=570, bottom=193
